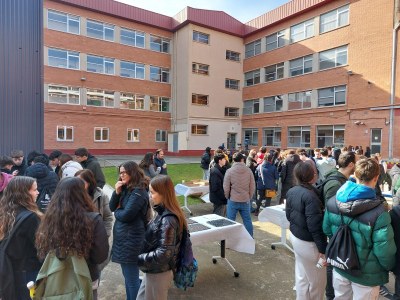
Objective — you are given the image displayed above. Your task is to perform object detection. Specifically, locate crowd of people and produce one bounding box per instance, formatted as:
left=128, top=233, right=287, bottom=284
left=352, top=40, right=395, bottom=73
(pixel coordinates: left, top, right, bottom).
left=0, top=147, right=184, bottom=300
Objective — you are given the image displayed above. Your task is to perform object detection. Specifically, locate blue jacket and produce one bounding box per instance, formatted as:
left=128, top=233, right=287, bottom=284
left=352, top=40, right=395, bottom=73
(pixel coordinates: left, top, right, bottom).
left=255, top=162, right=278, bottom=190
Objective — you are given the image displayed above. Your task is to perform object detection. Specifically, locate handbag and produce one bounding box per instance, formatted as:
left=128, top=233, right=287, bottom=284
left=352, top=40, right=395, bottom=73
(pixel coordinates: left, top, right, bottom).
left=265, top=189, right=277, bottom=198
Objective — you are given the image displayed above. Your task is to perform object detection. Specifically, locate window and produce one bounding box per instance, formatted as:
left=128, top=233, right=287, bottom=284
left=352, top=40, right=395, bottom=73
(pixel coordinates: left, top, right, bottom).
left=263, top=127, right=281, bottom=147
left=120, top=93, right=144, bottom=110
left=48, top=48, right=79, bottom=69
left=150, top=35, right=170, bottom=53
left=192, top=94, right=208, bottom=105
left=192, top=63, right=209, bottom=75
left=87, top=20, right=114, bottom=41
left=288, top=91, right=312, bottom=110
left=263, top=96, right=283, bottom=113
left=87, top=55, right=114, bottom=75
left=320, top=5, right=349, bottom=33
left=317, top=125, right=345, bottom=148
left=266, top=30, right=286, bottom=51
left=371, top=128, right=382, bottom=154
left=127, top=129, right=140, bottom=142
left=245, top=39, right=261, bottom=58
left=244, top=70, right=260, bottom=86
left=243, top=128, right=258, bottom=146
left=191, top=124, right=208, bottom=135
left=318, top=85, right=346, bottom=106
left=86, top=89, right=114, bottom=107
left=120, top=28, right=145, bottom=48
left=156, top=130, right=167, bottom=142
left=150, top=66, right=170, bottom=82
left=288, top=126, right=310, bottom=147
left=57, top=126, right=73, bottom=142
left=290, top=19, right=314, bottom=43
left=47, top=10, right=80, bottom=34
left=94, top=127, right=109, bottom=142
left=265, top=63, right=284, bottom=82
left=120, top=61, right=145, bottom=79
left=224, top=107, right=239, bottom=117
left=243, top=99, right=260, bottom=115
left=48, top=85, right=79, bottom=104
left=193, top=31, right=209, bottom=44
left=226, top=50, right=240, bottom=61
left=319, top=46, right=348, bottom=70
left=150, top=96, right=170, bottom=112
left=225, top=79, right=240, bottom=90
left=289, top=55, right=313, bottom=77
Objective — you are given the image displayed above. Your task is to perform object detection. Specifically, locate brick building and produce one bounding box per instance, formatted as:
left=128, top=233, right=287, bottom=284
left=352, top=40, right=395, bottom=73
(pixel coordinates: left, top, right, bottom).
left=43, top=0, right=400, bottom=157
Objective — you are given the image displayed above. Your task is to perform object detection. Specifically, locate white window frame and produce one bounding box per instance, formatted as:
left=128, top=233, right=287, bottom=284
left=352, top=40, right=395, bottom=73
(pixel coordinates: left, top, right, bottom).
left=316, top=125, right=345, bottom=148
left=47, top=10, right=80, bottom=34
left=87, top=55, right=114, bottom=75
left=150, top=96, right=170, bottom=112
left=243, top=99, right=260, bottom=115
left=48, top=85, right=80, bottom=105
left=120, top=61, right=145, bottom=79
left=263, top=127, right=282, bottom=147
left=244, top=70, right=260, bottom=86
left=263, top=96, right=283, bottom=113
left=243, top=128, right=259, bottom=146
left=87, top=19, right=114, bottom=41
left=120, top=28, right=145, bottom=48
left=320, top=5, right=350, bottom=33
left=225, top=79, right=240, bottom=90
left=191, top=124, right=208, bottom=135
left=87, top=89, right=115, bottom=108
left=224, top=107, right=239, bottom=117
left=266, top=30, right=286, bottom=51
left=150, top=35, right=170, bottom=53
left=289, top=55, right=313, bottom=77
left=155, top=129, right=167, bottom=142
left=127, top=128, right=140, bottom=142
left=48, top=48, right=80, bottom=70
left=120, top=93, right=145, bottom=110
left=56, top=126, right=74, bottom=142
left=192, top=94, right=209, bottom=106
left=226, top=50, right=240, bottom=61
left=245, top=39, right=261, bottom=58
left=193, top=31, right=209, bottom=44
left=265, top=62, right=284, bottom=82
left=288, top=126, right=311, bottom=148
left=150, top=66, right=170, bottom=82
left=94, top=127, right=109, bottom=142
left=318, top=85, right=347, bottom=107
left=192, top=63, right=209, bottom=75
left=290, top=19, right=314, bottom=43
left=319, top=45, right=348, bottom=70
left=288, top=91, right=312, bottom=110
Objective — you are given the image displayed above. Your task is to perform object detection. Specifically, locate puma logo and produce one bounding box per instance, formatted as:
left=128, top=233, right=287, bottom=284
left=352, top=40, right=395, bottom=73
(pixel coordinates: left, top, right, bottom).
left=336, top=257, right=350, bottom=269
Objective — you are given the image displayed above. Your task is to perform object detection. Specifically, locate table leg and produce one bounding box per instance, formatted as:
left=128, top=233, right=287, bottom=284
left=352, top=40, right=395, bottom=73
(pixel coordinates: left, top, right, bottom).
left=181, top=195, right=192, bottom=215
left=271, top=227, right=294, bottom=253
left=211, top=240, right=239, bottom=277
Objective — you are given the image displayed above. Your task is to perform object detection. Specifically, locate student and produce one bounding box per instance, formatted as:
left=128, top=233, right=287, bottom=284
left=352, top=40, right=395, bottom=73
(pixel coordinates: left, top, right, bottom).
left=139, top=152, right=161, bottom=179
left=75, top=148, right=106, bottom=188
left=10, top=149, right=27, bottom=176
left=209, top=153, right=228, bottom=216
left=154, top=149, right=168, bottom=175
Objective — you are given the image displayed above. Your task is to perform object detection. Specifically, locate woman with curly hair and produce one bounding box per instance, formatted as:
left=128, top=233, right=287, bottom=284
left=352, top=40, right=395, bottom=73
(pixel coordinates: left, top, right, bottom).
left=137, top=175, right=186, bottom=300
left=139, top=152, right=161, bottom=179
left=35, top=177, right=109, bottom=300
left=109, top=161, right=150, bottom=300
left=0, top=176, right=42, bottom=299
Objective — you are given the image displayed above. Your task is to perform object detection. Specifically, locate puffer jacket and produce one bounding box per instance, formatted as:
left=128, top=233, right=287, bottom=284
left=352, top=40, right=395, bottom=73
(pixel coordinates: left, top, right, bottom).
left=138, top=205, right=182, bottom=274
left=389, top=164, right=400, bottom=193
left=322, top=168, right=348, bottom=204
left=109, top=187, right=148, bottom=264
left=390, top=206, right=400, bottom=276
left=223, top=162, right=255, bottom=202
left=323, top=181, right=396, bottom=286
left=25, top=163, right=59, bottom=198
left=61, top=160, right=83, bottom=178
left=286, top=184, right=327, bottom=254
left=280, top=154, right=301, bottom=199
left=209, top=164, right=227, bottom=206
left=255, top=162, right=278, bottom=191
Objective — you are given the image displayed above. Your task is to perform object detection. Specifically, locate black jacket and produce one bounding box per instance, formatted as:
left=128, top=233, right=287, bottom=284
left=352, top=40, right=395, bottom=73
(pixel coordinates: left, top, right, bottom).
left=286, top=184, right=327, bottom=254
left=109, top=187, right=148, bottom=264
left=10, top=158, right=27, bottom=176
left=209, top=165, right=227, bottom=206
left=25, top=163, right=59, bottom=198
left=200, top=151, right=211, bottom=170
left=391, top=206, right=400, bottom=275
left=138, top=205, right=182, bottom=274
left=154, top=157, right=167, bottom=175
left=80, top=155, right=105, bottom=188
left=280, top=154, right=301, bottom=199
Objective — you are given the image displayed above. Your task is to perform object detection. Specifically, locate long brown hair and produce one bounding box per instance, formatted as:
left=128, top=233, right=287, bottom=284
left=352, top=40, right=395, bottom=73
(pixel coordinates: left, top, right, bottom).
left=35, top=177, right=96, bottom=259
left=120, top=161, right=148, bottom=190
left=150, top=175, right=187, bottom=231
left=75, top=169, right=97, bottom=198
left=0, top=176, right=42, bottom=240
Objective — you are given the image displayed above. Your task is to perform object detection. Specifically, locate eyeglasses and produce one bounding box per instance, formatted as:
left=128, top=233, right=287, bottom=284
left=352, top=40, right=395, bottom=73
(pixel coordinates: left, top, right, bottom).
left=119, top=171, right=127, bottom=176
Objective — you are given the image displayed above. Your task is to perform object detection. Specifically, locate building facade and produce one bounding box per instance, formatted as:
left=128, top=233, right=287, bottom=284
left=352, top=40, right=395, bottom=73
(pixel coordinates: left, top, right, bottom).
left=43, top=0, right=400, bottom=157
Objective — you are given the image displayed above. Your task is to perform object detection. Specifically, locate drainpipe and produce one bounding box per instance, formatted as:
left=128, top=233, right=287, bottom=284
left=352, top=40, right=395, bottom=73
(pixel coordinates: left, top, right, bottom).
left=389, top=21, right=400, bottom=159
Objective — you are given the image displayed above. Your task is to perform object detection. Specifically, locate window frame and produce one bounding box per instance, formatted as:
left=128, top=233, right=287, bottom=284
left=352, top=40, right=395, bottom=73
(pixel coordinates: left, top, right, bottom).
left=288, top=90, right=312, bottom=110
left=320, top=4, right=350, bottom=34
left=120, top=93, right=145, bottom=110
left=316, top=125, right=345, bottom=148
left=150, top=96, right=170, bottom=112
left=225, top=78, right=240, bottom=90
left=48, top=85, right=80, bottom=105
left=191, top=124, right=208, bottom=135
left=86, top=89, right=115, bottom=108
left=86, top=19, right=114, bottom=41
left=287, top=126, right=311, bottom=148
left=245, top=39, right=262, bottom=58
left=263, top=127, right=282, bottom=147
left=290, top=19, right=314, bottom=43
left=265, top=62, right=284, bottom=82
left=263, top=96, right=283, bottom=113
left=289, top=55, right=313, bottom=77
left=224, top=107, right=239, bottom=117
left=150, top=35, right=170, bottom=53
left=127, top=128, right=140, bottom=142
left=243, top=128, right=259, bottom=146
left=86, top=55, right=114, bottom=75
left=56, top=125, right=74, bottom=142
left=192, top=63, right=209, bottom=75
left=318, top=85, right=347, bottom=107
left=192, top=93, right=209, bottom=106
left=155, top=129, right=167, bottom=142
left=150, top=66, right=170, bottom=83
left=48, top=48, right=80, bottom=70
left=120, top=28, right=145, bottom=48
left=94, top=127, right=109, bottom=142
left=319, top=45, right=348, bottom=71
left=226, top=50, right=240, bottom=62
left=243, top=99, right=260, bottom=115
left=266, top=30, right=286, bottom=51
left=120, top=61, right=145, bottom=79
left=244, top=69, right=261, bottom=86
left=47, top=10, right=80, bottom=34
left=193, top=31, right=209, bottom=44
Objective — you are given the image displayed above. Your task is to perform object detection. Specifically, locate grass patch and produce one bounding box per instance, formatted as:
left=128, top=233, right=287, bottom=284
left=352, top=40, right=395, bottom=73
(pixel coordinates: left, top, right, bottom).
left=102, top=163, right=204, bottom=205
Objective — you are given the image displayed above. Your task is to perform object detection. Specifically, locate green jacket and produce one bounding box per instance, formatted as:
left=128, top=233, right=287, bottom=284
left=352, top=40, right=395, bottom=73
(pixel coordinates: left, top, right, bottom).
left=323, top=181, right=396, bottom=287
left=322, top=168, right=347, bottom=204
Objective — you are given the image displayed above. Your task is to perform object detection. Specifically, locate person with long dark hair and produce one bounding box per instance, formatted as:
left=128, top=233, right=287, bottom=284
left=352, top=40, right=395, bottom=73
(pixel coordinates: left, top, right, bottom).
left=35, top=177, right=109, bottom=299
left=0, top=176, right=42, bottom=299
left=139, top=152, right=161, bottom=179
left=137, top=175, right=186, bottom=300
left=109, top=161, right=149, bottom=300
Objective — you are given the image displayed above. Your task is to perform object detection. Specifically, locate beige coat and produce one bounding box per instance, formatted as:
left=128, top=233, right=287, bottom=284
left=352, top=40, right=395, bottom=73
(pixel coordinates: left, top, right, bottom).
left=223, top=162, right=255, bottom=202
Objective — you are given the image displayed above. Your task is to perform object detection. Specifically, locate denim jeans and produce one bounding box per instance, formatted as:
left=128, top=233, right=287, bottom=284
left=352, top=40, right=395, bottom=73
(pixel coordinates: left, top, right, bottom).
left=120, top=263, right=140, bottom=300
left=226, top=199, right=253, bottom=237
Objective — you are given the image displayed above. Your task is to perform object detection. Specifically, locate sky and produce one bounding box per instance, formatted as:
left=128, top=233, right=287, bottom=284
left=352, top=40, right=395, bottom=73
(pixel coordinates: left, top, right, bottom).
left=115, top=0, right=291, bottom=23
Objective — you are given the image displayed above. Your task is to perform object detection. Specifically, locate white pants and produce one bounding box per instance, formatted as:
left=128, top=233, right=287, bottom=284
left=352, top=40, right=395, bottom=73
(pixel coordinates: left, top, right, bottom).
left=136, top=270, right=173, bottom=300
left=333, top=269, right=379, bottom=300
left=290, top=233, right=326, bottom=300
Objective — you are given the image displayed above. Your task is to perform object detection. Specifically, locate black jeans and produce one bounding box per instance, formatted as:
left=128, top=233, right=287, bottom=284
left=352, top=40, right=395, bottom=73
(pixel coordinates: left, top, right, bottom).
left=394, top=275, right=400, bottom=300
left=325, top=265, right=335, bottom=300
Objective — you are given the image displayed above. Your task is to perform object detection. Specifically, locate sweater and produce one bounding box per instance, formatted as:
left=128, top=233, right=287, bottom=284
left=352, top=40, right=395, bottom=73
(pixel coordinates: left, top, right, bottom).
left=223, top=162, right=255, bottom=202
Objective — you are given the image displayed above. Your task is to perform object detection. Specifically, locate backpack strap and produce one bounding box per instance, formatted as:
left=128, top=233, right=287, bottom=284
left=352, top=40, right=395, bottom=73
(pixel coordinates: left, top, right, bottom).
left=2, top=210, right=32, bottom=250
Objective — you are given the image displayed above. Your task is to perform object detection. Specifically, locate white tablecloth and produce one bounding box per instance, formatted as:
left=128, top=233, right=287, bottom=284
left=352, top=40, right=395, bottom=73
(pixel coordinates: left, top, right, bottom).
left=175, top=183, right=209, bottom=198
left=258, top=204, right=289, bottom=229
left=190, top=214, right=255, bottom=254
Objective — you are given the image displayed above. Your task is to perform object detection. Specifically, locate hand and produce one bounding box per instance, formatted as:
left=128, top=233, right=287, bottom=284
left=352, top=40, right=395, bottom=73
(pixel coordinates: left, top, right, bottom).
left=156, top=167, right=161, bottom=172
left=163, top=163, right=167, bottom=169
left=12, top=170, right=18, bottom=176
left=115, top=181, right=124, bottom=195
left=319, top=253, right=327, bottom=266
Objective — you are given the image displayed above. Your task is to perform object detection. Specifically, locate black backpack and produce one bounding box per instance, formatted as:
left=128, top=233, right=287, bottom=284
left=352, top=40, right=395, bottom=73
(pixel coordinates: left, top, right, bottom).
left=316, top=174, right=347, bottom=203
left=0, top=210, right=32, bottom=299
left=36, top=186, right=52, bottom=212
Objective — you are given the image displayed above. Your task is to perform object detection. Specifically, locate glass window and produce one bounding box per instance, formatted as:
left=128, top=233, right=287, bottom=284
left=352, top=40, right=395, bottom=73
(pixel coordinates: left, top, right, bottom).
left=192, top=94, right=208, bottom=105
left=290, top=19, right=314, bottom=43
left=224, top=107, right=239, bottom=117
left=244, top=70, right=260, bottom=86
left=87, top=89, right=114, bottom=107
left=127, top=129, right=140, bottom=142
left=156, top=130, right=167, bottom=142
left=265, top=62, right=284, bottom=82
left=243, top=99, right=260, bottom=115
left=191, top=124, right=208, bottom=135
left=47, top=10, right=80, bottom=34
left=320, top=5, right=349, bottom=33
left=263, top=96, right=283, bottom=113
left=245, top=39, right=261, bottom=58
left=192, top=63, right=209, bottom=75
left=243, top=128, right=258, bottom=146
left=48, top=48, right=79, bottom=69
left=150, top=35, right=170, bottom=53
left=120, top=28, right=145, bottom=48
left=87, top=20, right=114, bottom=41
left=289, top=55, right=313, bottom=76
left=48, top=85, right=79, bottom=105
left=225, top=79, right=240, bottom=90
left=317, top=125, right=345, bottom=148
left=288, top=126, right=310, bottom=147
left=318, top=85, right=346, bottom=106
left=120, top=93, right=144, bottom=110
left=87, top=55, right=114, bottom=75
left=370, top=128, right=382, bottom=154
left=319, top=45, right=348, bottom=70
left=57, top=126, right=73, bottom=141
left=150, top=96, right=170, bottom=112
left=94, top=127, right=109, bottom=142
left=150, top=66, right=170, bottom=82
left=263, top=127, right=281, bottom=147
left=288, top=91, right=312, bottom=110
left=266, top=30, right=286, bottom=51
left=226, top=50, right=240, bottom=61
left=193, top=31, right=209, bottom=44
left=120, top=61, right=145, bottom=79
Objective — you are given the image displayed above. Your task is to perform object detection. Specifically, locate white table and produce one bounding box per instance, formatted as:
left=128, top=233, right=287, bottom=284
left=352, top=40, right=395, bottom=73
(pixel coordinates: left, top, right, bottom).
left=190, top=214, right=255, bottom=277
left=175, top=183, right=210, bottom=215
left=258, top=204, right=294, bottom=253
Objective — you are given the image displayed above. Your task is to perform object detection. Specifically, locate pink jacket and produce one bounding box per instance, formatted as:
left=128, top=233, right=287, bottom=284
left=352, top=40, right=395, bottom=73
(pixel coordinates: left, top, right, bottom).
left=223, top=162, right=255, bottom=202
